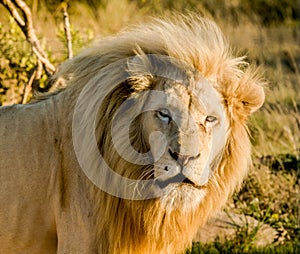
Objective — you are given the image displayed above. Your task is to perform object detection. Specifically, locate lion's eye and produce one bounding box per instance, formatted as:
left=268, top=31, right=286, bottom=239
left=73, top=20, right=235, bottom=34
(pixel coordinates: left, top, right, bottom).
left=156, top=109, right=171, bottom=123
left=205, top=115, right=218, bottom=126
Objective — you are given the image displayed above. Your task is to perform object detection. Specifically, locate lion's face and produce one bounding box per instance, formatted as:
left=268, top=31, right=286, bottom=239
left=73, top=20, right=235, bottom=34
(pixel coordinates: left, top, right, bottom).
left=138, top=78, right=227, bottom=209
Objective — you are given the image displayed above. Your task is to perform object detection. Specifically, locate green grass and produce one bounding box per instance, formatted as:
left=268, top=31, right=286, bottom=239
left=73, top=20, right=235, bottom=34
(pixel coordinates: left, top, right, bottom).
left=188, top=241, right=300, bottom=254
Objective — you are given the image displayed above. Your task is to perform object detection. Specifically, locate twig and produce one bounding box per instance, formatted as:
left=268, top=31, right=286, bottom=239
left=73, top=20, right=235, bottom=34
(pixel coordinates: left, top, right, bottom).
left=62, top=1, right=73, bottom=59
left=21, top=68, right=36, bottom=104
left=21, top=60, right=42, bottom=104
left=0, top=0, right=56, bottom=75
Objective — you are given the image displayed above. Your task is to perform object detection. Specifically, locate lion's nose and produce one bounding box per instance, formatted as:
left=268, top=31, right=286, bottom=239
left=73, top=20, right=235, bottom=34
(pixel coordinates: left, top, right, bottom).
left=168, top=149, right=195, bottom=166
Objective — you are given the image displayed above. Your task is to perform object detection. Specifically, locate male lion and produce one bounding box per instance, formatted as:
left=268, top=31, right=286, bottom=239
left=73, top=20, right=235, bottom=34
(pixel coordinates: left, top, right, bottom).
left=0, top=16, right=265, bottom=253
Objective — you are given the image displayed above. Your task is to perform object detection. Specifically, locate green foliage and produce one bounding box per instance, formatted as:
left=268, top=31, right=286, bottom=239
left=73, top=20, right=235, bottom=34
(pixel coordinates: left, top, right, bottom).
left=187, top=241, right=300, bottom=254
left=233, top=161, right=299, bottom=245
left=0, top=18, right=49, bottom=105
left=0, top=19, right=34, bottom=105
left=57, top=25, right=94, bottom=59
left=27, top=0, right=106, bottom=14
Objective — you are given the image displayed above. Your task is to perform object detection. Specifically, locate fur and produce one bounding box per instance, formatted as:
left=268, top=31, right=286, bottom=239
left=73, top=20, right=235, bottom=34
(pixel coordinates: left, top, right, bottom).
left=0, top=15, right=265, bottom=254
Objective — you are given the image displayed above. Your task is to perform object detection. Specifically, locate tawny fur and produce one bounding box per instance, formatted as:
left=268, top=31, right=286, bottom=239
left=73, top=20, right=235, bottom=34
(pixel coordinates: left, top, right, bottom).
left=0, top=15, right=265, bottom=254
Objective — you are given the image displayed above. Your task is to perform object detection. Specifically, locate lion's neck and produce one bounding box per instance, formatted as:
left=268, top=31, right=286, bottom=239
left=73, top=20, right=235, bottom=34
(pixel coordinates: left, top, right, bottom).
left=92, top=190, right=202, bottom=254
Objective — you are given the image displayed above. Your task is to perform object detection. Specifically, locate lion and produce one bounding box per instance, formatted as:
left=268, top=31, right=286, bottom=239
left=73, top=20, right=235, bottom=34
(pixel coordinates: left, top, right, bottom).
left=0, top=15, right=265, bottom=254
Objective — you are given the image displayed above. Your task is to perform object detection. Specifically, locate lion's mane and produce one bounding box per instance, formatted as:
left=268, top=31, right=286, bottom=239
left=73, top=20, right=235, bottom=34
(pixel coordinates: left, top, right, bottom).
left=54, top=15, right=265, bottom=253
left=0, top=15, right=265, bottom=254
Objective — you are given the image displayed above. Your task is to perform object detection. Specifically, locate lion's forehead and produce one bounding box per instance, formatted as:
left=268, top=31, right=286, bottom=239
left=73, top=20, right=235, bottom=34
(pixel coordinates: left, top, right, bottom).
left=161, top=82, right=223, bottom=119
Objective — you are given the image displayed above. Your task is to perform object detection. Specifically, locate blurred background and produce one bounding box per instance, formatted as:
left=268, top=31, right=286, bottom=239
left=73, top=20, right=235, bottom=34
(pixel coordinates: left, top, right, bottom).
left=0, top=0, right=299, bottom=253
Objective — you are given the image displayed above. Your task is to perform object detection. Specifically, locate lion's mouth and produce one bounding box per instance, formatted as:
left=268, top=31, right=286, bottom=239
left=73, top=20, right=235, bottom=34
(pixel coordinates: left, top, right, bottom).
left=156, top=173, right=195, bottom=189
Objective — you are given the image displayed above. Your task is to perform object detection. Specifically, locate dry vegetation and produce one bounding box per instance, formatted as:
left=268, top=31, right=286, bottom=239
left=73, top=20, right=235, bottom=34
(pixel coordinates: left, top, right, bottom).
left=0, top=0, right=299, bottom=253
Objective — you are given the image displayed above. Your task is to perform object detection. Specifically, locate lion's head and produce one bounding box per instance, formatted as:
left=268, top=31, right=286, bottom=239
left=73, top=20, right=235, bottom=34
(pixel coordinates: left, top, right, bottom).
left=144, top=80, right=226, bottom=210
left=105, top=57, right=228, bottom=213
left=54, top=15, right=265, bottom=254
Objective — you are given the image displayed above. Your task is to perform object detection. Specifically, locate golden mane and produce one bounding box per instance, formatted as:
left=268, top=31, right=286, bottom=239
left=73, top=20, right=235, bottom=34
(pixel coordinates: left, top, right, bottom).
left=56, top=15, right=264, bottom=253
left=0, top=15, right=265, bottom=254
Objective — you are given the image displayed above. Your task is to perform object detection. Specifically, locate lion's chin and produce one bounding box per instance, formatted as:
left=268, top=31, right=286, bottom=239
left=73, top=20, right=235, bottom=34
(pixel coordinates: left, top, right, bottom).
left=157, top=183, right=207, bottom=212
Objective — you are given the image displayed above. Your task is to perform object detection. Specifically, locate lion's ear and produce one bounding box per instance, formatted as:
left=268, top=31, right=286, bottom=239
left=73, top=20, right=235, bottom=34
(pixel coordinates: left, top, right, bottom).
left=237, top=77, right=265, bottom=115
left=223, top=70, right=265, bottom=119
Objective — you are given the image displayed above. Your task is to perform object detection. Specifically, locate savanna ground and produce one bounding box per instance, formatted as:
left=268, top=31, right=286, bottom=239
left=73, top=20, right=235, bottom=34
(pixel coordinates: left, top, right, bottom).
left=0, top=0, right=299, bottom=253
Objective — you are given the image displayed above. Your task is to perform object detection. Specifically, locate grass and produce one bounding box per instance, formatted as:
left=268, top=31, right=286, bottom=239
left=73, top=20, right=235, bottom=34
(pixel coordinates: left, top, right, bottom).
left=188, top=241, right=300, bottom=254
left=0, top=0, right=299, bottom=252
left=222, top=16, right=300, bottom=251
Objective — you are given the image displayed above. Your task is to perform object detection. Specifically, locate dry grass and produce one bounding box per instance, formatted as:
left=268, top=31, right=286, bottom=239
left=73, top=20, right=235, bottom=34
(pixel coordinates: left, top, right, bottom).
left=222, top=15, right=299, bottom=249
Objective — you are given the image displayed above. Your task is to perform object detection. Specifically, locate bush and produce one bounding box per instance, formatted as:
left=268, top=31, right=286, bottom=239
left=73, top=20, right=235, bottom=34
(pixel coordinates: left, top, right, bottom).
left=0, top=18, right=49, bottom=105
left=0, top=16, right=93, bottom=105
left=57, top=24, right=94, bottom=59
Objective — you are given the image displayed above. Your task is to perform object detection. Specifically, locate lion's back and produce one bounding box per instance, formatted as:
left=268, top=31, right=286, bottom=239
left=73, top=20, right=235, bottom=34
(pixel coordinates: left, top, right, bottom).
left=0, top=103, right=58, bottom=253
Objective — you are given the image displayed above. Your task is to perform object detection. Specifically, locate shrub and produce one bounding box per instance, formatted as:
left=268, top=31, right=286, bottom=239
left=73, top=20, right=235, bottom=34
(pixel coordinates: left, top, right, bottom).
left=0, top=18, right=49, bottom=105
